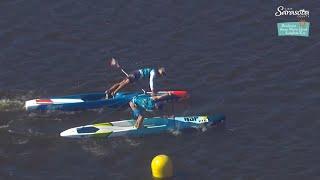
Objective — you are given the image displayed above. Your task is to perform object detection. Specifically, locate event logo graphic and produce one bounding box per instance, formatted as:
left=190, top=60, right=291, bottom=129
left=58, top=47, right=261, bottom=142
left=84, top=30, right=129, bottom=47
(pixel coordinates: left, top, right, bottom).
left=275, top=6, right=310, bottom=18
left=275, top=6, right=310, bottom=37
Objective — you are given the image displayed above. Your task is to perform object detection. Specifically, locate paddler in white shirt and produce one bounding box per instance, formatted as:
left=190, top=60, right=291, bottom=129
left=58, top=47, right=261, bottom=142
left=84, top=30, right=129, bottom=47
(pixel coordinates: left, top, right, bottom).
left=105, top=67, right=166, bottom=98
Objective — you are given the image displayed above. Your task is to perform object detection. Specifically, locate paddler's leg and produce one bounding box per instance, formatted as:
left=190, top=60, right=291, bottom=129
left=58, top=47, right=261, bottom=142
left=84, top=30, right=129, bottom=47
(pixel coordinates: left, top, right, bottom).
left=135, top=115, right=144, bottom=129
left=129, top=101, right=143, bottom=128
left=106, top=77, right=128, bottom=97
left=107, top=82, right=121, bottom=93
left=111, top=78, right=130, bottom=96
left=112, top=73, right=139, bottom=96
left=105, top=83, right=120, bottom=98
left=151, top=92, right=171, bottom=101
left=105, top=78, right=126, bottom=98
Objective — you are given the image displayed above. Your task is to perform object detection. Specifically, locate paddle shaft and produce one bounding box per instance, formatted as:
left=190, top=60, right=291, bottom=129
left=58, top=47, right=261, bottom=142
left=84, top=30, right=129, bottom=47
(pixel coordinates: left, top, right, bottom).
left=120, top=68, right=128, bottom=76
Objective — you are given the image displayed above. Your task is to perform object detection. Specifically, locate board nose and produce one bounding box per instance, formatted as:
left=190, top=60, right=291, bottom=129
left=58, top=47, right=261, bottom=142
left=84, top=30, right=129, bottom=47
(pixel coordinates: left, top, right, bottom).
left=169, top=91, right=189, bottom=99
left=208, top=114, right=226, bottom=127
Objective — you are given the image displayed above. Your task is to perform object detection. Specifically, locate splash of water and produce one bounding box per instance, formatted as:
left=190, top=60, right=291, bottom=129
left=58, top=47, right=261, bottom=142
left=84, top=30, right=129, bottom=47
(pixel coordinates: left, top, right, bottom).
left=0, top=98, right=24, bottom=112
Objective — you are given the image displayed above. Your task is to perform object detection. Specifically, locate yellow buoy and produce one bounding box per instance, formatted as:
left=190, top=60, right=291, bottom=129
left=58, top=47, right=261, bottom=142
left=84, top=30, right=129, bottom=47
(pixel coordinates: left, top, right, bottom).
left=151, top=154, right=173, bottom=179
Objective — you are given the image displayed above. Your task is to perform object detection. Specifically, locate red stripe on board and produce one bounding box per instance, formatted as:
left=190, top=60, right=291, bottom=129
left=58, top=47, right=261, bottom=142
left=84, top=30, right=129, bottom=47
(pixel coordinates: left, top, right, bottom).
left=168, top=91, right=189, bottom=98
left=36, top=99, right=53, bottom=104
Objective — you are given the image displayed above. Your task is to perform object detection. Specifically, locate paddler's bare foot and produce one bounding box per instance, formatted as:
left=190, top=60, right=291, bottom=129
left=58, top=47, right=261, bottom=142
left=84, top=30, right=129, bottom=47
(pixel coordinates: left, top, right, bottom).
left=134, top=115, right=144, bottom=129
left=105, top=91, right=112, bottom=99
left=134, top=121, right=143, bottom=129
left=134, top=124, right=146, bottom=129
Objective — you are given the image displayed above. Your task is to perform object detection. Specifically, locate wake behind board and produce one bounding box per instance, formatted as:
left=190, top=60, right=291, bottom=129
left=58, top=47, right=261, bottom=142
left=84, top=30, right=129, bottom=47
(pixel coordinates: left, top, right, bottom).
left=60, top=114, right=225, bottom=138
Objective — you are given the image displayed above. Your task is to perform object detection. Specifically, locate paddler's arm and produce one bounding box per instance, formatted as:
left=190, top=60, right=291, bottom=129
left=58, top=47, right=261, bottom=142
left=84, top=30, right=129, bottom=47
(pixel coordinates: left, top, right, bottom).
left=151, top=92, right=171, bottom=101
left=149, top=70, right=156, bottom=95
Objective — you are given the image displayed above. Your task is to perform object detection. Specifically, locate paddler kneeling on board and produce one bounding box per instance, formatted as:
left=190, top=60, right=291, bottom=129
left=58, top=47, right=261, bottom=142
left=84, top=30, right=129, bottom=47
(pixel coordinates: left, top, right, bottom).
left=105, top=65, right=166, bottom=99
left=129, top=93, right=172, bottom=128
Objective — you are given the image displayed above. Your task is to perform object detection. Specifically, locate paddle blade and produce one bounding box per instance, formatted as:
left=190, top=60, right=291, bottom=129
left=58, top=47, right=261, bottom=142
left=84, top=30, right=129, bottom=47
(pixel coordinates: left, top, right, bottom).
left=109, top=58, right=120, bottom=68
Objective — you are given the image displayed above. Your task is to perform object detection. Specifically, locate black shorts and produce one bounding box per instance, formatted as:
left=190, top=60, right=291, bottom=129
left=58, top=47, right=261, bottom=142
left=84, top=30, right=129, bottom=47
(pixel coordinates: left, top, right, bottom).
left=127, top=70, right=141, bottom=83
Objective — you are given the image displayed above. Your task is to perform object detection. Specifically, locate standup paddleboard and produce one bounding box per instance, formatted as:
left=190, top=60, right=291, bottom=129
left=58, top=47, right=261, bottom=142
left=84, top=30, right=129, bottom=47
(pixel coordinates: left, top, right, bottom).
left=60, top=114, right=225, bottom=138
left=25, top=90, right=188, bottom=111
